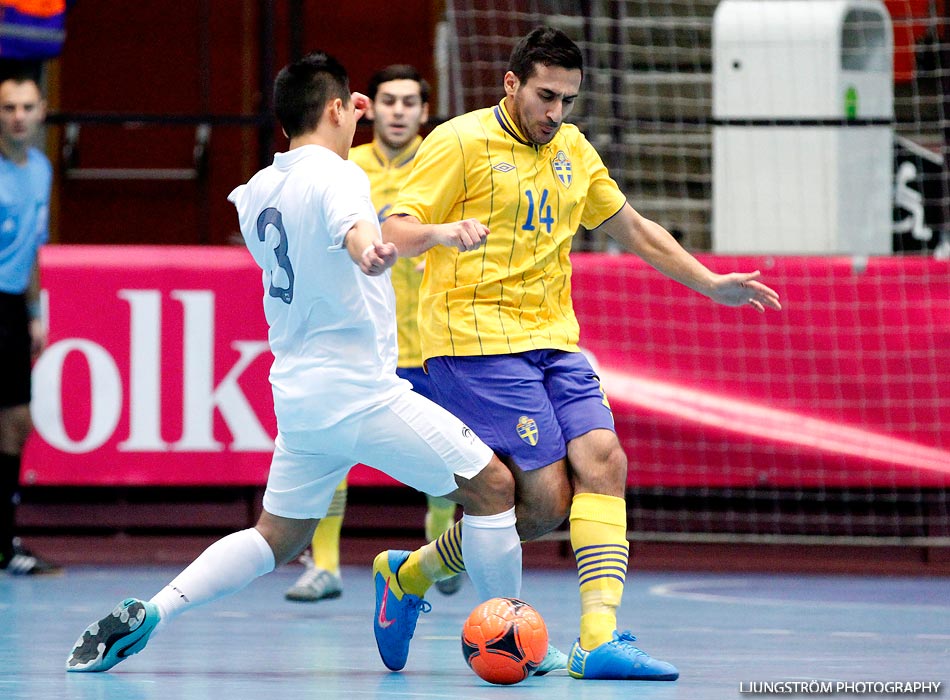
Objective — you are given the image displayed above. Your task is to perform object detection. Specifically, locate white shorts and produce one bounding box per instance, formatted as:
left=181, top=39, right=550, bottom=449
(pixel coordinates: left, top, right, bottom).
left=262, top=389, right=493, bottom=520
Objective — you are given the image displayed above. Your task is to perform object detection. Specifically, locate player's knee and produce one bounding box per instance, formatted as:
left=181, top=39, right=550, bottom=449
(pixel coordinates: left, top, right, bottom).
left=255, top=514, right=317, bottom=566
left=515, top=496, right=570, bottom=541
left=509, top=459, right=572, bottom=540
left=605, top=442, right=628, bottom=481
left=573, top=438, right=628, bottom=495
left=457, top=455, right=515, bottom=515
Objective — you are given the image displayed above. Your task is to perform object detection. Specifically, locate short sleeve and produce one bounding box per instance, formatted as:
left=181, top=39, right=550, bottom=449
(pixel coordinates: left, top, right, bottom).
left=577, top=135, right=627, bottom=230
left=324, top=161, right=377, bottom=250
left=391, top=123, right=467, bottom=225
left=35, top=153, right=53, bottom=245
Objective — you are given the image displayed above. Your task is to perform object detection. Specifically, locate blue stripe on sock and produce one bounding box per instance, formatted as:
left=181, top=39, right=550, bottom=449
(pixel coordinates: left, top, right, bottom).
left=574, top=542, right=628, bottom=555
left=448, top=524, right=464, bottom=569
left=577, top=555, right=629, bottom=571
left=578, top=571, right=627, bottom=587
left=437, top=525, right=465, bottom=573
left=578, top=564, right=628, bottom=582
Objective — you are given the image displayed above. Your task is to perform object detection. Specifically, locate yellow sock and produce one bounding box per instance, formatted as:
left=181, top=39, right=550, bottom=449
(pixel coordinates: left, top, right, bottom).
left=570, top=492, right=629, bottom=650
left=397, top=521, right=464, bottom=597
left=311, top=480, right=347, bottom=574
left=424, top=495, right=457, bottom=542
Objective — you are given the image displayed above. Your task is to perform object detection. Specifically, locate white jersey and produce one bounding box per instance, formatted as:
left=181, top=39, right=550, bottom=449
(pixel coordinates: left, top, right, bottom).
left=228, top=144, right=409, bottom=431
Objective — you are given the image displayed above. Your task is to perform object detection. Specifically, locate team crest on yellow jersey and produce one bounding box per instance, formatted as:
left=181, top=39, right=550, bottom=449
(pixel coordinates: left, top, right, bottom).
left=516, top=416, right=539, bottom=446
left=552, top=150, right=572, bottom=188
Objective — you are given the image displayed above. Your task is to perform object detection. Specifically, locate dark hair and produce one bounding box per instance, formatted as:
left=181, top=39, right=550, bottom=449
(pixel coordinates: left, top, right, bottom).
left=274, top=51, right=350, bottom=138
left=507, top=26, right=584, bottom=82
left=366, top=64, right=430, bottom=104
left=0, top=59, right=42, bottom=88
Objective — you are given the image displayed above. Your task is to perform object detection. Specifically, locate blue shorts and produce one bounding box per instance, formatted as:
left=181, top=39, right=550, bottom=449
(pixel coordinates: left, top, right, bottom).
left=396, top=365, right=435, bottom=402
left=426, top=349, right=614, bottom=470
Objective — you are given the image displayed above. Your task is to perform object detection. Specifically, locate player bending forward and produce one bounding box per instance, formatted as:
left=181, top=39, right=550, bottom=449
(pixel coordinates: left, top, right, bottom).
left=372, top=26, right=782, bottom=682
left=65, top=51, right=522, bottom=673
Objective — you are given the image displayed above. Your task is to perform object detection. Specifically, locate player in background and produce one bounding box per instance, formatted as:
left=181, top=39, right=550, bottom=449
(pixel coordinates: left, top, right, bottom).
left=284, top=64, right=462, bottom=603
left=0, top=65, right=61, bottom=576
left=377, top=27, right=781, bottom=681
left=65, top=50, right=522, bottom=673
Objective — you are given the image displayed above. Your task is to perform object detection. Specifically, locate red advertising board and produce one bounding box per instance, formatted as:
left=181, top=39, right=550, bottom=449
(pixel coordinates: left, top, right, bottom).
left=23, top=247, right=950, bottom=489
left=23, top=245, right=397, bottom=487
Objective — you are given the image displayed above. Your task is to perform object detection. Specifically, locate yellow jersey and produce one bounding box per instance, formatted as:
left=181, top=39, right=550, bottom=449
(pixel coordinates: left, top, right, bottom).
left=350, top=136, right=426, bottom=368
left=392, top=99, right=627, bottom=360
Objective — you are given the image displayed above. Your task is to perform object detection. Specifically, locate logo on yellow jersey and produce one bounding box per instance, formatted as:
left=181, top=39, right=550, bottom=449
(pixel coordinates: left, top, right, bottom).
left=493, top=162, right=516, bottom=173
left=516, top=416, right=539, bottom=446
left=552, top=150, right=572, bottom=188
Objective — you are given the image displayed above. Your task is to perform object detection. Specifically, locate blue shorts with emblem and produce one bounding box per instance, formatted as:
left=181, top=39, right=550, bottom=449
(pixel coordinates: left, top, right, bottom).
left=425, top=349, right=614, bottom=471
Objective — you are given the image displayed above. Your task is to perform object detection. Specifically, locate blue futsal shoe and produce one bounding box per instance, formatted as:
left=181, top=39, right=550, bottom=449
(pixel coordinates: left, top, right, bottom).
left=568, top=631, right=679, bottom=680
left=533, top=643, right=569, bottom=676
left=373, top=550, right=431, bottom=671
left=66, top=598, right=160, bottom=672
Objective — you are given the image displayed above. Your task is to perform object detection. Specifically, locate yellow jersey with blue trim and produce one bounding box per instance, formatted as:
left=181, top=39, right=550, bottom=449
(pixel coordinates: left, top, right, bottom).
left=391, top=99, right=627, bottom=359
left=350, top=136, right=426, bottom=367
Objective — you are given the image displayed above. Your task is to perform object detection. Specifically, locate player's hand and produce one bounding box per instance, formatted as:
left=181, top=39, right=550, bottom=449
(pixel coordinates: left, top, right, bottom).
left=435, top=219, right=489, bottom=252
left=351, top=92, right=370, bottom=121
left=360, top=240, right=398, bottom=276
left=708, top=271, right=782, bottom=312
left=29, top=317, right=47, bottom=359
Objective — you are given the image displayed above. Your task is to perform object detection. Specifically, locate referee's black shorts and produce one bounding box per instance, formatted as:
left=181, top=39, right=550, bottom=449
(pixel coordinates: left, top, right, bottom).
left=0, top=291, right=32, bottom=409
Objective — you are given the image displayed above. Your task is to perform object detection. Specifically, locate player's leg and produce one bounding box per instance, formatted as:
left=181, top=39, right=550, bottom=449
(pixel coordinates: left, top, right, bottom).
left=365, top=390, right=522, bottom=601
left=151, top=435, right=343, bottom=627
left=0, top=406, right=25, bottom=566
left=0, top=294, right=60, bottom=575
left=285, top=479, right=346, bottom=602
left=357, top=391, right=520, bottom=671
left=66, top=434, right=349, bottom=672
left=397, top=365, right=463, bottom=595
left=387, top=482, right=525, bottom=603
left=424, top=497, right=456, bottom=542
left=393, top=455, right=572, bottom=594
left=66, top=512, right=316, bottom=673
left=424, top=352, right=578, bottom=541
left=372, top=455, right=518, bottom=671
left=424, top=494, right=462, bottom=594
left=414, top=354, right=574, bottom=674
left=544, top=350, right=678, bottom=681
left=150, top=511, right=315, bottom=628
left=312, top=480, right=346, bottom=573
left=0, top=407, right=61, bottom=575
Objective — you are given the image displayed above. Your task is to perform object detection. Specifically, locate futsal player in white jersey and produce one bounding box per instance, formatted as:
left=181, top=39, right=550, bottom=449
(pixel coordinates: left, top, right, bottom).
left=65, top=51, right=521, bottom=674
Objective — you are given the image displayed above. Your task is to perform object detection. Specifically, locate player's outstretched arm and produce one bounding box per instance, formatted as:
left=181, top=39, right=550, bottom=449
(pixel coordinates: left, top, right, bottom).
left=383, top=214, right=489, bottom=257
left=600, top=203, right=781, bottom=312
left=345, top=219, right=398, bottom=276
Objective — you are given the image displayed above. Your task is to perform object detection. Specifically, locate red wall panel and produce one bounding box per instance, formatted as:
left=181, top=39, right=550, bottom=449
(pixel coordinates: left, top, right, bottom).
left=51, top=1, right=436, bottom=247
left=22, top=247, right=950, bottom=490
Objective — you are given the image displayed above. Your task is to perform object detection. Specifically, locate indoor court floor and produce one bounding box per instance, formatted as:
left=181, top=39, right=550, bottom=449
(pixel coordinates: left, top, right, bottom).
left=1, top=565, right=947, bottom=700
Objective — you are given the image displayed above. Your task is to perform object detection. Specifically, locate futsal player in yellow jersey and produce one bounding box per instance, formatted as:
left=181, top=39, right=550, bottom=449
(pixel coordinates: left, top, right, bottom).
left=376, top=27, right=781, bottom=681
left=284, top=65, right=462, bottom=602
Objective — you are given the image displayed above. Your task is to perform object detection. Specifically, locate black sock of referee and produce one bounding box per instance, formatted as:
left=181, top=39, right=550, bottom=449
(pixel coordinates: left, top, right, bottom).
left=0, top=453, right=21, bottom=564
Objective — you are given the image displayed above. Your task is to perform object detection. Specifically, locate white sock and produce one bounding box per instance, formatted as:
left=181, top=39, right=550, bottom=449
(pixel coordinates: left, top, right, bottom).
left=461, top=507, right=522, bottom=601
left=150, top=527, right=275, bottom=633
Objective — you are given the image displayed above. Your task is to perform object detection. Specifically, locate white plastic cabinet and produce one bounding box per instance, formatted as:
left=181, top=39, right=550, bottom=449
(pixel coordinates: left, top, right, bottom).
left=712, top=0, right=894, bottom=254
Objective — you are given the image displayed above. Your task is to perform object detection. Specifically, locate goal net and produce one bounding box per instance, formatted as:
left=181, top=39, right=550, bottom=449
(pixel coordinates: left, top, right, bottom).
left=440, top=0, right=949, bottom=545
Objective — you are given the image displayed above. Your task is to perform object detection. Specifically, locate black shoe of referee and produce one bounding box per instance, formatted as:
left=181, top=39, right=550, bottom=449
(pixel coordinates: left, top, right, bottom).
left=0, top=538, right=63, bottom=576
